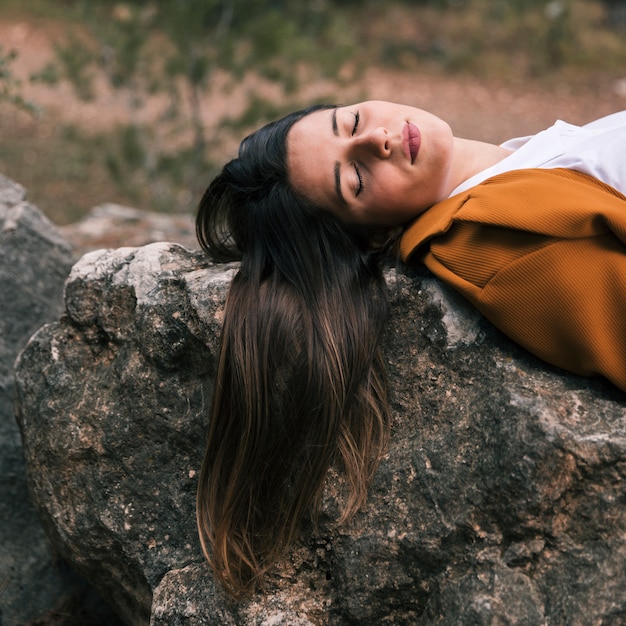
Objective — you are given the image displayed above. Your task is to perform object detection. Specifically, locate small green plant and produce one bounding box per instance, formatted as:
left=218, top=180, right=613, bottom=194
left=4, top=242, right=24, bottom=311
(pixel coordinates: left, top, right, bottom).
left=53, top=31, right=97, bottom=101
left=0, top=46, right=39, bottom=115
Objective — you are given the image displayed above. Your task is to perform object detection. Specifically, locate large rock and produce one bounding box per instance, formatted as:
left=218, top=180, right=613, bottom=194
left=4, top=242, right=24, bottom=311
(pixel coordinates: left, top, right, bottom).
left=0, top=174, right=125, bottom=625
left=14, top=243, right=626, bottom=625
left=0, top=175, right=75, bottom=624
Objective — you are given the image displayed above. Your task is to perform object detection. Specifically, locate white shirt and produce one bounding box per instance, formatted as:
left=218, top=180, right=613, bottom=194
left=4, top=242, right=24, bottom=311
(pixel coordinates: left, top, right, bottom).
left=450, top=110, right=626, bottom=196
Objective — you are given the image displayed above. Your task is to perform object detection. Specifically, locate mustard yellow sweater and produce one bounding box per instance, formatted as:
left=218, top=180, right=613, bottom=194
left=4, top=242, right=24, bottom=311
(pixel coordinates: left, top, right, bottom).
left=400, top=168, right=626, bottom=391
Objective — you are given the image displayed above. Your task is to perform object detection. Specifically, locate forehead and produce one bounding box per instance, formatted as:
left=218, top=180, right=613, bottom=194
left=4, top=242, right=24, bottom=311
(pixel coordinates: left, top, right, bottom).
left=289, top=107, right=333, bottom=142
left=286, top=108, right=338, bottom=208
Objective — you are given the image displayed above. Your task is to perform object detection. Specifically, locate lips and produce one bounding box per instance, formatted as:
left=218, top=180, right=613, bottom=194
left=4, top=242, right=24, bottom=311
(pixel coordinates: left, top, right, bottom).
left=402, top=122, right=421, bottom=164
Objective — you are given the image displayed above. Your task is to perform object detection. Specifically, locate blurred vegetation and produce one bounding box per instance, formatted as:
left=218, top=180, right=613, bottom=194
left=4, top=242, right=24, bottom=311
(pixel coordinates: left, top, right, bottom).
left=0, top=45, right=40, bottom=114
left=0, top=0, right=625, bottom=223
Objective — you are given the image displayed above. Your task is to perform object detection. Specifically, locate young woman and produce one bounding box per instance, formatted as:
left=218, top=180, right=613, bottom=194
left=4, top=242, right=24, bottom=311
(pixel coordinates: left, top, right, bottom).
left=195, top=100, right=626, bottom=597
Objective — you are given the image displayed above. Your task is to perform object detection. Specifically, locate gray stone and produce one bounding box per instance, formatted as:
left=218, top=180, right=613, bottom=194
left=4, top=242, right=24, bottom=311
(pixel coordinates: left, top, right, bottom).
left=14, top=244, right=626, bottom=625
left=0, top=174, right=75, bottom=624
left=60, top=203, right=198, bottom=261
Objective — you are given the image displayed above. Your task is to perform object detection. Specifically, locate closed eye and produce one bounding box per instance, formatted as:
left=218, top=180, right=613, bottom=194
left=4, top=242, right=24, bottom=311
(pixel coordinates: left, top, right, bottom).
left=355, top=164, right=364, bottom=196
left=351, top=111, right=360, bottom=136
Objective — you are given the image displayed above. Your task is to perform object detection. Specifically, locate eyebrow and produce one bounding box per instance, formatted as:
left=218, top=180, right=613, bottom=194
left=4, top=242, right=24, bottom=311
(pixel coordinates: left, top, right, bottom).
left=332, top=108, right=339, bottom=137
left=334, top=162, right=346, bottom=207
left=331, top=110, right=347, bottom=206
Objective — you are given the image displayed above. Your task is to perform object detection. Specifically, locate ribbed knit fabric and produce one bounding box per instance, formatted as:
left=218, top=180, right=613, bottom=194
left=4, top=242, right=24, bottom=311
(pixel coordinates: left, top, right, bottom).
left=400, top=168, right=626, bottom=391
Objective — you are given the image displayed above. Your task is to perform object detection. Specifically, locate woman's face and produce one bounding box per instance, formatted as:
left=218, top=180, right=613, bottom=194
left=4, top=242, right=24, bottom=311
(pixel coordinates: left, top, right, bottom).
left=286, top=100, right=455, bottom=227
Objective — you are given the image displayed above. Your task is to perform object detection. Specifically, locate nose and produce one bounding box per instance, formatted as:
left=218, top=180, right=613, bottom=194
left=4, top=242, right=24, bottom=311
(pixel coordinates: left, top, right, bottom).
left=351, top=127, right=390, bottom=159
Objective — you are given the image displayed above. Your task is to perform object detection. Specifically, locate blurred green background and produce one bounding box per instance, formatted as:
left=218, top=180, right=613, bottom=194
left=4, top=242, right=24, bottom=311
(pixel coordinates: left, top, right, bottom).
left=1, top=0, right=625, bottom=225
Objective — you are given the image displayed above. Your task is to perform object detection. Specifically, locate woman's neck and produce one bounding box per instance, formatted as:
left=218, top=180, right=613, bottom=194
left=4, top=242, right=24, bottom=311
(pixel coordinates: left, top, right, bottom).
left=447, top=137, right=513, bottom=195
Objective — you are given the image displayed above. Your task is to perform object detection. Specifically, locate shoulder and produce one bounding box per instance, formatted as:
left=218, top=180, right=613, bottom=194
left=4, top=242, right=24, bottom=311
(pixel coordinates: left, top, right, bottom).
left=400, top=168, right=626, bottom=262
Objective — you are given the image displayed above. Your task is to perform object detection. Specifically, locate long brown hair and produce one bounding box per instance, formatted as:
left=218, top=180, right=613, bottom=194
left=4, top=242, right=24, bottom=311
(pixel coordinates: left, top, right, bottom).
left=195, top=105, right=390, bottom=597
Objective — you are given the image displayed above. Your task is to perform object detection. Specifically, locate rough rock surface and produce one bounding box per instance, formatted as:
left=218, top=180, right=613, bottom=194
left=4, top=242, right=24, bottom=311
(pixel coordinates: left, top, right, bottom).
left=14, top=243, right=626, bottom=625
left=0, top=174, right=75, bottom=624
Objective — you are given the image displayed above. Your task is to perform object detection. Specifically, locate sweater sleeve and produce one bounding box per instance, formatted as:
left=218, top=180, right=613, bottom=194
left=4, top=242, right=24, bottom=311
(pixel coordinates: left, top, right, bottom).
left=401, top=168, right=626, bottom=391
